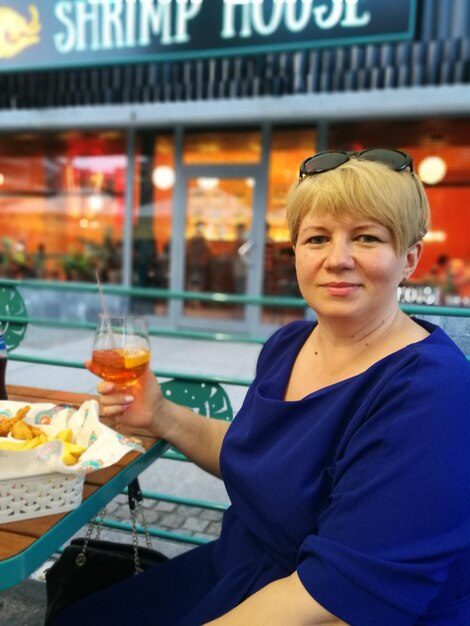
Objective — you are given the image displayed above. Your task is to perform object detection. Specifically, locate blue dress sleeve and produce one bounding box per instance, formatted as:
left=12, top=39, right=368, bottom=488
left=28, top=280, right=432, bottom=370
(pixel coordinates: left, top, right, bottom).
left=297, top=348, right=470, bottom=626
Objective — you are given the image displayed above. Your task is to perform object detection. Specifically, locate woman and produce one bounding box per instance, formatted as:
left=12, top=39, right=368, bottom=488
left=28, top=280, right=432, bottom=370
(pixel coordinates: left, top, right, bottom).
left=60, top=149, right=470, bottom=625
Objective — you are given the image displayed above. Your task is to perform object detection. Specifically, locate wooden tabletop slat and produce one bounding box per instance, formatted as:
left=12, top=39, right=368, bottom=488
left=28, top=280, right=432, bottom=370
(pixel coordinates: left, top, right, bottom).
left=84, top=465, right=123, bottom=486
left=6, top=385, right=97, bottom=407
left=0, top=531, right=36, bottom=559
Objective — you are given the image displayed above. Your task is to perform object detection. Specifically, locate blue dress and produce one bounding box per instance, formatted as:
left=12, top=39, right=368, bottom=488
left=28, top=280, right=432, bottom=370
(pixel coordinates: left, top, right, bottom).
left=56, top=319, right=470, bottom=625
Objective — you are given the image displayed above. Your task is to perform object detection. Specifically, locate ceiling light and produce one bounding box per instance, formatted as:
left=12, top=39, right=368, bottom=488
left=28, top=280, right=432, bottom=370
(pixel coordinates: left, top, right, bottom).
left=88, top=194, right=104, bottom=212
left=152, top=165, right=175, bottom=190
left=418, top=156, right=447, bottom=185
left=197, top=177, right=219, bottom=191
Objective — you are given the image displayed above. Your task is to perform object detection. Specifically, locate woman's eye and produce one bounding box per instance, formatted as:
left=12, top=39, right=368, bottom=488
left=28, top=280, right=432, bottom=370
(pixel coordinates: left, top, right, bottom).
left=308, top=235, right=328, bottom=245
left=356, top=234, right=380, bottom=243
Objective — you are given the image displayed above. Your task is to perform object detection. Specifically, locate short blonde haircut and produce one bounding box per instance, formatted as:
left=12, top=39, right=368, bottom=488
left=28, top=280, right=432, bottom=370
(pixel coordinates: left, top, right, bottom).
left=286, top=158, right=430, bottom=254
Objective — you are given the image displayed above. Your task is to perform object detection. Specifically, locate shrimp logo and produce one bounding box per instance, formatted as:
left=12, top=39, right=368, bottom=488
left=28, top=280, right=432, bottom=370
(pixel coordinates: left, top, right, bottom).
left=0, top=4, right=41, bottom=59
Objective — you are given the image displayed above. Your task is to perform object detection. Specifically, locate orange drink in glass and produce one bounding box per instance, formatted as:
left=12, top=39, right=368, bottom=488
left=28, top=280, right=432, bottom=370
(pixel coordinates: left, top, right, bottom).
left=92, top=314, right=150, bottom=389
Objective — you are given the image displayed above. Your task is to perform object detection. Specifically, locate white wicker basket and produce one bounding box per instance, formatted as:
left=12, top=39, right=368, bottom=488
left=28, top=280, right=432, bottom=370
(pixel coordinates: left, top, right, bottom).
left=0, top=472, right=84, bottom=523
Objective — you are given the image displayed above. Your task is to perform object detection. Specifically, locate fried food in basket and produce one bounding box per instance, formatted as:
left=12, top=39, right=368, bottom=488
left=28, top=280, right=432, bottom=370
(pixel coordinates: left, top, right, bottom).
left=0, top=405, right=31, bottom=436
left=0, top=406, right=87, bottom=465
left=11, top=419, right=33, bottom=440
left=10, top=419, right=43, bottom=440
left=61, top=441, right=87, bottom=465
left=0, top=433, right=47, bottom=450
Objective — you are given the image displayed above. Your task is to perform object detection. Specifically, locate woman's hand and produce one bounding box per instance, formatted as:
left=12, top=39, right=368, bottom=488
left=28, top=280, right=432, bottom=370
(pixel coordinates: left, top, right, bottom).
left=86, top=362, right=230, bottom=477
left=85, top=364, right=167, bottom=436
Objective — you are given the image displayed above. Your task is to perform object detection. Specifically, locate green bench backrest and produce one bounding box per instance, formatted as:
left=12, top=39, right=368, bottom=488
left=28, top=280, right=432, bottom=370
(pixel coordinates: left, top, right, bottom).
left=0, top=286, right=28, bottom=351
left=160, top=379, right=234, bottom=461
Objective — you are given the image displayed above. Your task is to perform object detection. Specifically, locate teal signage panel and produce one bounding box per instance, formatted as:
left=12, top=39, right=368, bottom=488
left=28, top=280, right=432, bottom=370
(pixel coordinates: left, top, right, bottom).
left=0, top=0, right=417, bottom=73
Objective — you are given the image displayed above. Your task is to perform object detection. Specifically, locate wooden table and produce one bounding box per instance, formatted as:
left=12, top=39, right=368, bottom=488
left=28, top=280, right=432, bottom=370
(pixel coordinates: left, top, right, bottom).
left=0, top=385, right=168, bottom=591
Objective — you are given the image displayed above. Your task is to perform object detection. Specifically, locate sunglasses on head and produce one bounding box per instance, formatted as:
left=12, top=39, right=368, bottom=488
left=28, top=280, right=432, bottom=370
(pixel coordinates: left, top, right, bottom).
left=299, top=148, right=414, bottom=181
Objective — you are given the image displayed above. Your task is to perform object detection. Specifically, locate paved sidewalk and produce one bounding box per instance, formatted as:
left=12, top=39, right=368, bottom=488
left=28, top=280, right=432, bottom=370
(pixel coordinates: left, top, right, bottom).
left=0, top=325, right=262, bottom=625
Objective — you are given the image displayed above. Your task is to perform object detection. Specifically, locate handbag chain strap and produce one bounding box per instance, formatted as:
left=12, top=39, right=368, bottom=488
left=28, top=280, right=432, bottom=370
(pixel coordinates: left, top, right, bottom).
left=128, top=478, right=153, bottom=573
left=75, top=507, right=106, bottom=567
left=75, top=479, right=153, bottom=575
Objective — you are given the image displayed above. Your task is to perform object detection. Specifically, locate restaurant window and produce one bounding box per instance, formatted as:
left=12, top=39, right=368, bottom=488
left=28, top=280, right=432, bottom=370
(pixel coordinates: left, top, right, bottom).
left=184, top=129, right=261, bottom=164
left=262, top=127, right=316, bottom=323
left=183, top=177, right=254, bottom=320
left=181, top=128, right=261, bottom=321
left=0, top=131, right=126, bottom=284
left=132, top=132, right=174, bottom=315
left=329, top=119, right=470, bottom=307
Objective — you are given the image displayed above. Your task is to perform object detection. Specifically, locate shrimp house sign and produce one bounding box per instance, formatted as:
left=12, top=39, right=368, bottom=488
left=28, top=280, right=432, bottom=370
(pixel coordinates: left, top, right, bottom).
left=0, top=0, right=416, bottom=72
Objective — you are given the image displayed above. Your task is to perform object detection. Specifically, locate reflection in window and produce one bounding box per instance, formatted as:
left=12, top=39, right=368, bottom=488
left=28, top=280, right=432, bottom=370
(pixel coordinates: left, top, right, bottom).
left=262, top=127, right=316, bottom=324
left=329, top=119, right=470, bottom=307
left=184, top=129, right=261, bottom=164
left=184, top=178, right=254, bottom=320
left=132, top=132, right=174, bottom=315
left=0, top=131, right=125, bottom=283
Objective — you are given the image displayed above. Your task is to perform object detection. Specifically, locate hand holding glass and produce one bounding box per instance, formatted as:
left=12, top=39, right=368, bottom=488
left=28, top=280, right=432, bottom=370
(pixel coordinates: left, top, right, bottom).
left=91, top=315, right=150, bottom=389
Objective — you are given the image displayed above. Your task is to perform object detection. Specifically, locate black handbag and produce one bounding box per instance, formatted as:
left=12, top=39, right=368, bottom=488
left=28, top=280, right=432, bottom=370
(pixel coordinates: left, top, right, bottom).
left=45, top=479, right=168, bottom=626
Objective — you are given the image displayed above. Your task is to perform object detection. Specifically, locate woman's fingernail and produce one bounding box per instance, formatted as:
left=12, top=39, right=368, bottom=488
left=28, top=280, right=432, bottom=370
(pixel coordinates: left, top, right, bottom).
left=124, top=395, right=134, bottom=403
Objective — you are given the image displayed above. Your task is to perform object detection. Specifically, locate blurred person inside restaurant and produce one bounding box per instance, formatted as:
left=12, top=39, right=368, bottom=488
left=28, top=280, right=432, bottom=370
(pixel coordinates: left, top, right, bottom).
left=423, top=253, right=470, bottom=305
left=32, top=242, right=47, bottom=279
left=185, top=220, right=211, bottom=298
left=61, top=149, right=470, bottom=626
left=232, top=222, right=249, bottom=294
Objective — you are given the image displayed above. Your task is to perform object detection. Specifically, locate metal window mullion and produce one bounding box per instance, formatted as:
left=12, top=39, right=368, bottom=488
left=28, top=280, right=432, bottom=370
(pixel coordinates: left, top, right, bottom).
left=249, top=123, right=271, bottom=336
left=316, top=121, right=329, bottom=152
left=123, top=127, right=136, bottom=297
left=169, top=125, right=185, bottom=324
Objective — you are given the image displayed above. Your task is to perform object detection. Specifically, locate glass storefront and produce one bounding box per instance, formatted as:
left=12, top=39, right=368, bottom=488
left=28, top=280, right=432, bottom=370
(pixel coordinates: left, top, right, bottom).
left=181, top=129, right=261, bottom=321
left=0, top=131, right=126, bottom=282
left=184, top=130, right=262, bottom=165
left=184, top=177, right=254, bottom=319
left=0, top=117, right=469, bottom=334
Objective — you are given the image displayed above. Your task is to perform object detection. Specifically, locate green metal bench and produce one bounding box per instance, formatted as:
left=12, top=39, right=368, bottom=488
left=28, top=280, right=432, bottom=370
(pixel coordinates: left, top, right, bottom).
left=160, top=378, right=234, bottom=462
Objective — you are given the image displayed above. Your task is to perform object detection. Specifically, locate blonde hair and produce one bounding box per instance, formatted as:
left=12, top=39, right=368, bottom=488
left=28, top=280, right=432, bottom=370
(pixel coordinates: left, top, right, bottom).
left=286, top=158, right=430, bottom=254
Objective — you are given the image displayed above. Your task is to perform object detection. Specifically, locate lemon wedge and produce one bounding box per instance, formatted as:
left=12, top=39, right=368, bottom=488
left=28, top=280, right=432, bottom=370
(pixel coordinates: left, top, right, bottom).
left=124, top=350, right=150, bottom=369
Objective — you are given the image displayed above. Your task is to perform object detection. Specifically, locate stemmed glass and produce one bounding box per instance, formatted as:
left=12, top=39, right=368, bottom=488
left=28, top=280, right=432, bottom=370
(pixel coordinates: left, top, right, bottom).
left=91, top=314, right=151, bottom=389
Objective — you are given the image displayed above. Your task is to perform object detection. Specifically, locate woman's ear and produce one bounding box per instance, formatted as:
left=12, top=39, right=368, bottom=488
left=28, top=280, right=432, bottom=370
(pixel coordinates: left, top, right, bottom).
left=403, top=241, right=423, bottom=281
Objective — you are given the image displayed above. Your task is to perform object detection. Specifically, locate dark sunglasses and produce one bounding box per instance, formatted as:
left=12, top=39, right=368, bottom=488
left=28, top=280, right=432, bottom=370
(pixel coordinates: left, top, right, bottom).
left=299, top=148, right=414, bottom=180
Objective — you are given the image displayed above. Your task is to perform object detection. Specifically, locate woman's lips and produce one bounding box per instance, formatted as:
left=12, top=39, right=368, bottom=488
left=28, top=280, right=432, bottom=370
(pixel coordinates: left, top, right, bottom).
left=321, top=282, right=360, bottom=297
